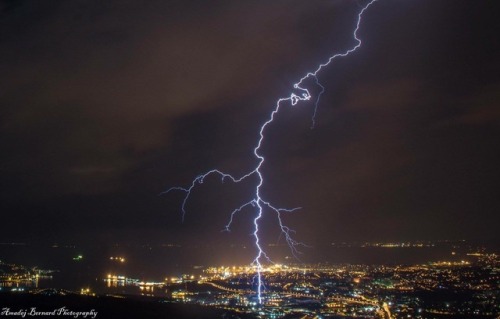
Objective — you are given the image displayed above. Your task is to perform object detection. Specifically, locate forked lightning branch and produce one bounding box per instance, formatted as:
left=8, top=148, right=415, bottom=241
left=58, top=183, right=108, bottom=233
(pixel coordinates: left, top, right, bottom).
left=164, top=0, right=380, bottom=303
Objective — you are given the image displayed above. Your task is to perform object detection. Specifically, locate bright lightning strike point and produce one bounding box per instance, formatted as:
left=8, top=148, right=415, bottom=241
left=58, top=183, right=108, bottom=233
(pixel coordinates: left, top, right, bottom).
left=163, top=0, right=379, bottom=304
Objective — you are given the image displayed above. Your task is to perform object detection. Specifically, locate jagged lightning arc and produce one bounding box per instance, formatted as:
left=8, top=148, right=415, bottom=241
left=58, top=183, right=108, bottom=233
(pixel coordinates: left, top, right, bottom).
left=163, top=0, right=379, bottom=303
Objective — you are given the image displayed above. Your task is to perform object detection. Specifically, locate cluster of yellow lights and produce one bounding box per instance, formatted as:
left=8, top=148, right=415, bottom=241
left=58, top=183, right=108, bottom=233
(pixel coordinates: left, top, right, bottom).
left=167, top=275, right=196, bottom=283
left=109, top=257, right=126, bottom=263
left=80, top=287, right=95, bottom=296
left=431, top=261, right=470, bottom=267
left=205, top=264, right=292, bottom=276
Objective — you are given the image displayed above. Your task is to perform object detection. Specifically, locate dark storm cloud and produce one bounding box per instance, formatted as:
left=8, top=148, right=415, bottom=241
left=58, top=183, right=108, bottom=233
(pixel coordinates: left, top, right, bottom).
left=249, top=0, right=500, bottom=242
left=0, top=0, right=329, bottom=198
left=1, top=0, right=499, bottom=244
left=448, top=83, right=500, bottom=126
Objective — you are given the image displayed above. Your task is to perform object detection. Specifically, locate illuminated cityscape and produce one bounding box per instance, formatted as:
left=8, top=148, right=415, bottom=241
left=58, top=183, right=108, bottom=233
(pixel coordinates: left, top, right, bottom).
left=131, top=250, right=500, bottom=318
left=1, top=242, right=499, bottom=318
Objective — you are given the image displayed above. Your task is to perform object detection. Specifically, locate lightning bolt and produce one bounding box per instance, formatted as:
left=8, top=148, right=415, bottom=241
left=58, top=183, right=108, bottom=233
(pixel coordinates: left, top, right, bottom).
left=163, top=0, right=379, bottom=304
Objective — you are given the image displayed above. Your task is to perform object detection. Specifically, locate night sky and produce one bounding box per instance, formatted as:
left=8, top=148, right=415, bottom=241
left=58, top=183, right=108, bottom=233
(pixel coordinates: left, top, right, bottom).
left=1, top=0, right=499, bottom=247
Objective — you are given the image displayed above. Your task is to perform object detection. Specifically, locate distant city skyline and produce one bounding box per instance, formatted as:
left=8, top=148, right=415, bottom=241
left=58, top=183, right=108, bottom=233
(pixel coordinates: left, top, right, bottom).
left=1, top=243, right=498, bottom=318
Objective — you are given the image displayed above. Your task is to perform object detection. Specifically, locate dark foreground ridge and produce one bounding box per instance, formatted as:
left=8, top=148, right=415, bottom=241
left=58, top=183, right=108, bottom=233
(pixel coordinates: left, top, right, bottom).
left=0, top=292, right=253, bottom=319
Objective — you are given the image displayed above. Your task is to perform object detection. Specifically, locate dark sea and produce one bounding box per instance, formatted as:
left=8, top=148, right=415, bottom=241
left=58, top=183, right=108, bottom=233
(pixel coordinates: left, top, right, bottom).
left=0, top=241, right=497, bottom=296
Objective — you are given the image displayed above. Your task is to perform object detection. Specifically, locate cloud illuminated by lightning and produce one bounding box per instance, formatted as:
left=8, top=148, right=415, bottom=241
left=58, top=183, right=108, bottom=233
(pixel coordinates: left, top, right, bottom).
left=163, top=0, right=379, bottom=304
